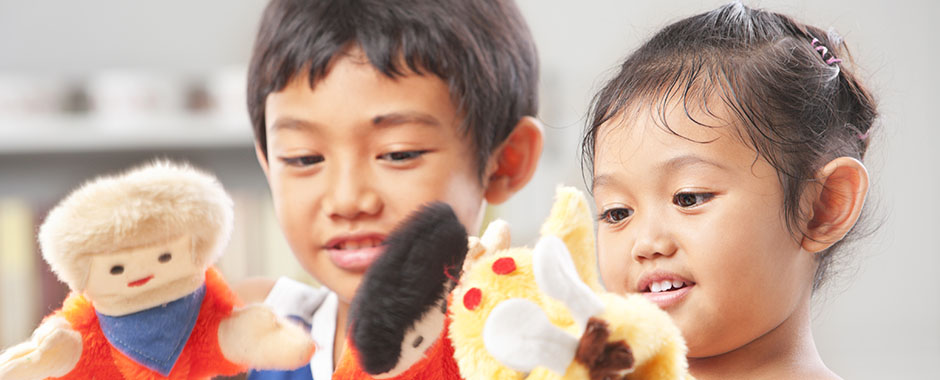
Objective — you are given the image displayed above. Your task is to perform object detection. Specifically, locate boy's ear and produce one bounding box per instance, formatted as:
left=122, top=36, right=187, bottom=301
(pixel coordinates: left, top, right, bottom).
left=801, top=157, right=869, bottom=253
left=484, top=116, right=544, bottom=204
left=254, top=143, right=271, bottom=179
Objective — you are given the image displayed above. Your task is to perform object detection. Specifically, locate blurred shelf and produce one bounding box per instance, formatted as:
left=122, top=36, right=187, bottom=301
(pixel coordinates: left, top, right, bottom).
left=0, top=114, right=254, bottom=154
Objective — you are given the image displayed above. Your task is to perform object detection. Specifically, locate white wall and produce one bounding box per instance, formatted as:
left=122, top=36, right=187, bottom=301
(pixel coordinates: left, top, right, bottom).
left=0, top=0, right=936, bottom=377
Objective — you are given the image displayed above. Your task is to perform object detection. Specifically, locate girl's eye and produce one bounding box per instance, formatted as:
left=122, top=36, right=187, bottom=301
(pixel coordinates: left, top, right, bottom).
left=280, top=155, right=324, bottom=167
left=378, top=150, right=428, bottom=162
left=599, top=207, right=634, bottom=224
left=673, top=192, right=715, bottom=208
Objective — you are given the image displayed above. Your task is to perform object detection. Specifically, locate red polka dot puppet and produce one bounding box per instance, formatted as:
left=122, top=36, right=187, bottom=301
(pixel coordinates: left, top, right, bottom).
left=0, top=161, right=315, bottom=380
left=336, top=187, right=694, bottom=380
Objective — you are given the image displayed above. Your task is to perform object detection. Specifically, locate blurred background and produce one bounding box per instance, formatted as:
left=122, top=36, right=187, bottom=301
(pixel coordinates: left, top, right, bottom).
left=0, top=0, right=935, bottom=378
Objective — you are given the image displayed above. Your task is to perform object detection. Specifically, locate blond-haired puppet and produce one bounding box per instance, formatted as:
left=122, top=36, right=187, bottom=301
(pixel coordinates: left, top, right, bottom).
left=0, top=161, right=315, bottom=380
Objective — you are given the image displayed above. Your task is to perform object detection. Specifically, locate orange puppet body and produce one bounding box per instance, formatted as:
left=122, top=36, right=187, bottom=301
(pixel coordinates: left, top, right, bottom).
left=333, top=318, right=460, bottom=380
left=51, top=268, right=244, bottom=380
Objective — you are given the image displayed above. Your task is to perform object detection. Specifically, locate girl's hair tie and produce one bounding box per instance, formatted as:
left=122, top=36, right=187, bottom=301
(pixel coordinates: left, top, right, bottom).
left=811, top=38, right=842, bottom=65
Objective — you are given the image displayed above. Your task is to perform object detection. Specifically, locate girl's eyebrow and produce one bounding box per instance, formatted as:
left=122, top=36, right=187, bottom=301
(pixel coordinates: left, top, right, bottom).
left=592, top=173, right=621, bottom=192
left=659, top=155, right=728, bottom=172
left=593, top=154, right=726, bottom=192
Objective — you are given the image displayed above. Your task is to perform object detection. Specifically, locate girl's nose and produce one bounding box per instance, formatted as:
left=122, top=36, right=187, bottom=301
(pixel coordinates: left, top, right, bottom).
left=630, top=212, right=678, bottom=262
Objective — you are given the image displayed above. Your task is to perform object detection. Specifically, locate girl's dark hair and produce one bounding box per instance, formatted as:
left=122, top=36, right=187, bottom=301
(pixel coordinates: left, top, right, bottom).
left=247, top=0, right=538, bottom=179
left=581, top=2, right=877, bottom=290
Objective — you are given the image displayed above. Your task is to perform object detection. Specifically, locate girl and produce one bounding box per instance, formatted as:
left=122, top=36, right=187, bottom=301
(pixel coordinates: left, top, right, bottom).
left=582, top=3, right=876, bottom=379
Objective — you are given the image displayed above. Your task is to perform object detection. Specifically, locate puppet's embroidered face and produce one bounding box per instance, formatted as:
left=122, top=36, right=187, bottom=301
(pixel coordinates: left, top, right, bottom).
left=84, top=234, right=203, bottom=313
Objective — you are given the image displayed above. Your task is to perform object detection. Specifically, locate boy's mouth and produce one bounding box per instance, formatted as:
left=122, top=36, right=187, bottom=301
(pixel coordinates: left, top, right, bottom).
left=325, top=234, right=387, bottom=272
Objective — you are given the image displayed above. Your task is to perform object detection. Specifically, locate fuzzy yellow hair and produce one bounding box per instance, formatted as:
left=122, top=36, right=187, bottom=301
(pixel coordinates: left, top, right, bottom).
left=38, top=160, right=233, bottom=291
left=451, top=187, right=693, bottom=380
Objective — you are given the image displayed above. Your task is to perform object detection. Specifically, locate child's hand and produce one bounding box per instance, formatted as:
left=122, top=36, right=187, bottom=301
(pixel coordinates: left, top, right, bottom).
left=0, top=316, right=82, bottom=380
left=217, top=303, right=316, bottom=371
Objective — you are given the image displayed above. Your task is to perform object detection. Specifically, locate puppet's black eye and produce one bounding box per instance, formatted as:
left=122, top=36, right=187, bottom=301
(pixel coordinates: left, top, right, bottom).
left=158, top=252, right=172, bottom=263
left=110, top=265, right=124, bottom=275
left=412, top=335, right=424, bottom=348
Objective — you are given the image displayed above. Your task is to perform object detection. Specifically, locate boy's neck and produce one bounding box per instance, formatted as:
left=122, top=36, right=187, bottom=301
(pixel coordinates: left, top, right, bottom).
left=687, top=298, right=841, bottom=380
left=335, top=300, right=350, bottom=367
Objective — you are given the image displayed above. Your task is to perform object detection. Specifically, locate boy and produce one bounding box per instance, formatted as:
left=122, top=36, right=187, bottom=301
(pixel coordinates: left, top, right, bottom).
left=238, top=0, right=543, bottom=378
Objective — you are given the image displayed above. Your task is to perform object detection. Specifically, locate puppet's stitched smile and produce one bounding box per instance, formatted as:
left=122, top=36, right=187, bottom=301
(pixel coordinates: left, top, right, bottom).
left=128, top=275, right=154, bottom=287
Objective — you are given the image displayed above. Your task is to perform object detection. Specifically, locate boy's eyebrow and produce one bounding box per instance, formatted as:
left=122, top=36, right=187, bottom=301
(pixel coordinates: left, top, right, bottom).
left=371, top=112, right=442, bottom=129
left=269, top=117, right=319, bottom=133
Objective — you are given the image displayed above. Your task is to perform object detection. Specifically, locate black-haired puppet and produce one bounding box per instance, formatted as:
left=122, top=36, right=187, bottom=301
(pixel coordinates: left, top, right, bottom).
left=0, top=161, right=315, bottom=380
left=338, top=187, right=694, bottom=380
left=333, top=202, right=466, bottom=379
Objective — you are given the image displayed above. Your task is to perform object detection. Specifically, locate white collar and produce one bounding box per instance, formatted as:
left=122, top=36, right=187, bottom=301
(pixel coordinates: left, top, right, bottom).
left=310, top=291, right=337, bottom=378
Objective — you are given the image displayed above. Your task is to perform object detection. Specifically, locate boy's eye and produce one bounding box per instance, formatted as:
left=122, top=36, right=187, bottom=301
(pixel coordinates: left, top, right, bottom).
left=599, top=208, right=634, bottom=224
left=280, top=155, right=324, bottom=167
left=378, top=150, right=428, bottom=162
left=673, top=192, right=714, bottom=208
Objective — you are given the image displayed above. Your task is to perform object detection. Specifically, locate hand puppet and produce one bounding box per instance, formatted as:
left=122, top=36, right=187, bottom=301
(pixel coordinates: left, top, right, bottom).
left=0, top=161, right=315, bottom=380
left=335, top=187, right=693, bottom=380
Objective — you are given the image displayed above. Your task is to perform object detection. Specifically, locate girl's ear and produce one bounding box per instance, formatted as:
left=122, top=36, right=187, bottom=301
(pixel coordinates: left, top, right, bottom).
left=484, top=116, right=544, bottom=205
left=801, top=157, right=869, bottom=253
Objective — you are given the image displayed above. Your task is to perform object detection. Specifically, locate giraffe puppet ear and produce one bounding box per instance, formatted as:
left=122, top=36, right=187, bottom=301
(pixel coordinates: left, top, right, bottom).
left=539, top=187, right=602, bottom=291
left=464, top=219, right=510, bottom=273
left=483, top=298, right=579, bottom=376
left=533, top=235, right=604, bottom=330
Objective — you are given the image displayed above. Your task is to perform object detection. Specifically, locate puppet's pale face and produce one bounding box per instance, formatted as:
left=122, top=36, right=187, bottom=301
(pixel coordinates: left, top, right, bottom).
left=592, top=105, right=817, bottom=358
left=261, top=49, right=487, bottom=304
left=85, top=234, right=202, bottom=306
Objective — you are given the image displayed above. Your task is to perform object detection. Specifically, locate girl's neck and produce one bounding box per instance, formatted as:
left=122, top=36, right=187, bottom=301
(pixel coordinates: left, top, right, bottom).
left=335, top=300, right=350, bottom=367
left=688, top=299, right=840, bottom=380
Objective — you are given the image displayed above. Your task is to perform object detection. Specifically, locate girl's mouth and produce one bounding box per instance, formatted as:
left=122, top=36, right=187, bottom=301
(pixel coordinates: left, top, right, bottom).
left=637, top=275, right=695, bottom=309
left=644, top=280, right=691, bottom=293
left=641, top=281, right=694, bottom=309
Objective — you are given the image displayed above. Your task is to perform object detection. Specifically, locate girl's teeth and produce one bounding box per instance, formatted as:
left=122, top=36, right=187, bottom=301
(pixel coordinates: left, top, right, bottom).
left=649, top=280, right=687, bottom=293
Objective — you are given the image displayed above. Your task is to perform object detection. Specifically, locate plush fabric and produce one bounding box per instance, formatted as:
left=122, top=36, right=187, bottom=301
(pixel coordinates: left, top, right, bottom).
left=52, top=268, right=245, bottom=380
left=333, top=320, right=460, bottom=380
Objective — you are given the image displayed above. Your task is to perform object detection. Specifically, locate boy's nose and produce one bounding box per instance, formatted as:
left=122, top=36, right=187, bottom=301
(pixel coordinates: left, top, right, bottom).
left=630, top=212, right=677, bottom=262
left=324, top=167, right=382, bottom=220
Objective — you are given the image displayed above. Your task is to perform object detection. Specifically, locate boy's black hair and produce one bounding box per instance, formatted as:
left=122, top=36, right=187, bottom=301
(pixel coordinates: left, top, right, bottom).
left=582, top=2, right=878, bottom=291
left=248, top=0, right=539, bottom=179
